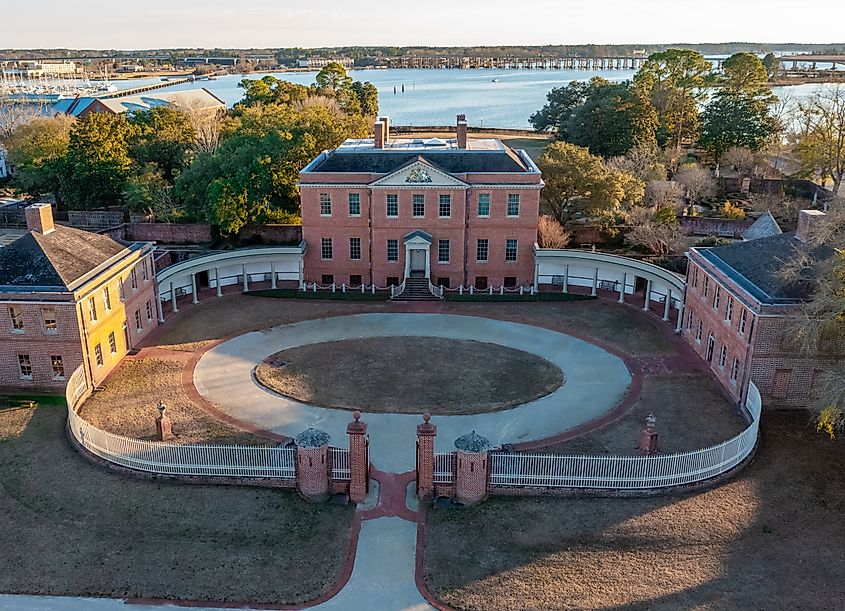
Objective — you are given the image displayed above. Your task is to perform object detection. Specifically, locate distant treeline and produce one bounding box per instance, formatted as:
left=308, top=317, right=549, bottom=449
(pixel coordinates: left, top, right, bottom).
left=3, top=43, right=845, bottom=62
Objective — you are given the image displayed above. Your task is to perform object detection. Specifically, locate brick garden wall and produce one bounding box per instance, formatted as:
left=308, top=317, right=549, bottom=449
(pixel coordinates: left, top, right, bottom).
left=679, top=216, right=753, bottom=238
left=126, top=223, right=213, bottom=244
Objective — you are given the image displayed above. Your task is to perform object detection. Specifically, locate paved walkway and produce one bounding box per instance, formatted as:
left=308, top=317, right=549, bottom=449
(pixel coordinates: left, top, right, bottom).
left=194, top=313, right=632, bottom=472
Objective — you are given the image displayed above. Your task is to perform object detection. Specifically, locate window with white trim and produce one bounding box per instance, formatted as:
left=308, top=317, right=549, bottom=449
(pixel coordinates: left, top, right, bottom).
left=321, top=238, right=333, bottom=260
left=135, top=309, right=143, bottom=332
left=726, top=297, right=734, bottom=323
left=696, top=320, right=703, bottom=342
left=88, top=297, right=97, bottom=323
left=438, top=194, right=451, bottom=218
left=130, top=268, right=138, bottom=290
left=386, top=194, right=398, bottom=217
left=505, top=239, right=518, bottom=262
left=692, top=266, right=699, bottom=288
left=9, top=306, right=24, bottom=332
left=478, top=193, right=490, bottom=217
left=718, top=345, right=727, bottom=368
left=387, top=239, right=398, bottom=262
left=412, top=194, right=425, bottom=217
left=730, top=357, right=740, bottom=383
left=706, top=333, right=715, bottom=362
left=142, top=259, right=149, bottom=281
left=42, top=307, right=57, bottom=333
left=686, top=311, right=693, bottom=333
left=703, top=275, right=709, bottom=298
left=713, top=286, right=720, bottom=310
left=476, top=239, right=489, bottom=262
left=507, top=193, right=520, bottom=217
left=118, top=279, right=125, bottom=302
left=320, top=193, right=332, bottom=215
left=18, top=354, right=32, bottom=378
left=108, top=331, right=117, bottom=354
left=349, top=237, right=361, bottom=260
left=102, top=287, right=111, bottom=311
left=739, top=308, right=748, bottom=335
left=348, top=193, right=360, bottom=216
left=438, top=239, right=450, bottom=263
left=94, top=343, right=103, bottom=367
left=146, top=300, right=153, bottom=321
left=51, top=355, right=65, bottom=379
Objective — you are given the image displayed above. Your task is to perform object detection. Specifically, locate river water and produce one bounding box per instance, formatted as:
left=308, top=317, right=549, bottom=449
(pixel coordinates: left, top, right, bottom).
left=101, top=68, right=833, bottom=130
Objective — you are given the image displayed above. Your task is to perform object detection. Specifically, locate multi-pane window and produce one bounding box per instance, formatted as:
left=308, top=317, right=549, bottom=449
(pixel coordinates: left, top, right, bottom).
left=349, top=237, right=361, bottom=260
left=88, top=297, right=97, bottom=323
left=686, top=311, right=694, bottom=333
left=18, top=354, right=32, bottom=378
left=696, top=320, right=703, bottom=342
left=9, top=306, right=24, bottom=331
left=713, top=286, right=720, bottom=310
left=94, top=343, right=103, bottom=367
left=348, top=193, right=361, bottom=216
left=135, top=309, right=142, bottom=332
left=476, top=239, right=489, bottom=262
left=505, top=239, right=518, bottom=262
left=719, top=345, right=728, bottom=368
left=438, top=239, right=450, bottom=263
left=320, top=193, right=332, bottom=215
left=146, top=300, right=153, bottom=321
left=692, top=267, right=699, bottom=288
left=42, top=307, right=57, bottom=333
left=118, top=279, right=126, bottom=302
left=51, top=355, right=64, bottom=379
left=387, top=239, right=398, bottom=262
left=507, top=193, right=520, bottom=217
left=706, top=333, right=715, bottom=362
left=412, top=194, right=425, bottom=217
left=478, top=193, right=490, bottom=217
left=739, top=308, right=748, bottom=335
left=130, top=268, right=138, bottom=290
left=142, top=259, right=149, bottom=281
left=386, top=194, right=398, bottom=217
left=103, top=287, right=111, bottom=311
left=321, top=238, right=333, bottom=260
left=108, top=331, right=117, bottom=354
left=439, top=194, right=451, bottom=218
left=730, top=358, right=740, bottom=383
left=703, top=276, right=710, bottom=298
left=726, top=297, right=734, bottom=323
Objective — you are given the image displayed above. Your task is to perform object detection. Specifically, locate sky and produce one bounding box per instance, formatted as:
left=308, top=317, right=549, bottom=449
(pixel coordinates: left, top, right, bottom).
left=4, top=0, right=844, bottom=50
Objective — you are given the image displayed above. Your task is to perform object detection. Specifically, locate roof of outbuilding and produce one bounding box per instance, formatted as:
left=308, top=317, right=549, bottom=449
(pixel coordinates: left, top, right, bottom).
left=0, top=225, right=127, bottom=290
left=454, top=431, right=491, bottom=453
left=741, top=211, right=782, bottom=241
left=310, top=149, right=529, bottom=174
left=696, top=232, right=833, bottom=304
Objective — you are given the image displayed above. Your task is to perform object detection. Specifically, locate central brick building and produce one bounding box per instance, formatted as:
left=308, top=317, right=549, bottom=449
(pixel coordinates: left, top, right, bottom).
left=299, top=116, right=542, bottom=291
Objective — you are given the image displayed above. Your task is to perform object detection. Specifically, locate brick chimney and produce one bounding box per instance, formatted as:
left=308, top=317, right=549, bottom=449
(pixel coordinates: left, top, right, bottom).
left=25, top=203, right=55, bottom=235
left=795, top=209, right=826, bottom=243
left=456, top=114, right=468, bottom=149
left=379, top=116, right=390, bottom=144
left=373, top=120, right=385, bottom=149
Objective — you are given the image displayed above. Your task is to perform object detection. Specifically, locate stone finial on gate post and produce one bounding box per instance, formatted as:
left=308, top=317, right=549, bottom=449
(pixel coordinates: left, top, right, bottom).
left=454, top=431, right=491, bottom=506
left=416, top=413, right=437, bottom=501
left=347, top=411, right=369, bottom=504
left=295, top=428, right=331, bottom=502
left=639, top=413, right=659, bottom=455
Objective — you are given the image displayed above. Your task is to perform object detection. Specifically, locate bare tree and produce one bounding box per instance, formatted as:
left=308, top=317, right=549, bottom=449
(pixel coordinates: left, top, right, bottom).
left=180, top=104, right=224, bottom=155
left=0, top=96, right=44, bottom=149
left=623, top=206, right=685, bottom=256
left=720, top=146, right=755, bottom=175
left=794, top=85, right=845, bottom=193
left=644, top=180, right=684, bottom=210
left=537, top=215, right=571, bottom=249
left=674, top=164, right=716, bottom=204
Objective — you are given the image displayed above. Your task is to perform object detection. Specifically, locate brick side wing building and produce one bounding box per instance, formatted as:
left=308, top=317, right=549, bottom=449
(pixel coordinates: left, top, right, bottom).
left=299, top=116, right=543, bottom=291
left=683, top=209, right=842, bottom=409
left=0, top=204, right=157, bottom=393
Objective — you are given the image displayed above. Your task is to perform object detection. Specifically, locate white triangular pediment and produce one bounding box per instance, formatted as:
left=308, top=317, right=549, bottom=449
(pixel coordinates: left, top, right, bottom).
left=370, top=160, right=468, bottom=188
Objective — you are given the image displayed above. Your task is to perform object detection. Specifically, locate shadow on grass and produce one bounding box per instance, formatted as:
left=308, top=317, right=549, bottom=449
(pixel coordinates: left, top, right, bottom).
left=424, top=412, right=845, bottom=610
left=0, top=404, right=354, bottom=605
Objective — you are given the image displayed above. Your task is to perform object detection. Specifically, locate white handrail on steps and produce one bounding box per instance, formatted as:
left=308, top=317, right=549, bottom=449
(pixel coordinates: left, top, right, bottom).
left=390, top=280, right=407, bottom=299
left=428, top=280, right=444, bottom=299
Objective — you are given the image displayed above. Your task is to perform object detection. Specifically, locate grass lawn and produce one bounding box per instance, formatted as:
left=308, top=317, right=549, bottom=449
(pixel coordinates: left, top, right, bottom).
left=424, top=412, right=845, bottom=610
left=0, top=404, right=354, bottom=604
left=80, top=358, right=271, bottom=445
left=255, top=337, right=563, bottom=415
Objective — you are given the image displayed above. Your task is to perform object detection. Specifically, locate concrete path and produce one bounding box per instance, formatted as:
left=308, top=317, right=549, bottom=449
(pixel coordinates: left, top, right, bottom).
left=0, top=595, right=244, bottom=610
left=194, top=313, right=631, bottom=472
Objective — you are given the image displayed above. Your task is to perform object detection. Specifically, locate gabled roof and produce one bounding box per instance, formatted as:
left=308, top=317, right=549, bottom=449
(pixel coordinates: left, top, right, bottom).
left=695, top=232, right=833, bottom=304
left=0, top=225, right=128, bottom=290
left=52, top=87, right=225, bottom=118
left=742, top=211, right=782, bottom=241
left=404, top=229, right=433, bottom=243
left=370, top=156, right=470, bottom=188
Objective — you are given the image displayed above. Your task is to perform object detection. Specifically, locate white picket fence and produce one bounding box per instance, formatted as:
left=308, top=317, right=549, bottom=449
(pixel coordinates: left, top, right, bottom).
left=489, top=383, right=763, bottom=490
left=434, top=452, right=454, bottom=483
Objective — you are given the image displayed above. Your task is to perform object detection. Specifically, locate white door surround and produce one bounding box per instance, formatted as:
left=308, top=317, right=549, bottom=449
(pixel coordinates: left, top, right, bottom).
left=403, top=230, right=432, bottom=280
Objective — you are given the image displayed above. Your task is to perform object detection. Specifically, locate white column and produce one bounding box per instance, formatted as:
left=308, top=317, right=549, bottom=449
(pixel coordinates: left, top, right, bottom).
left=298, top=258, right=304, bottom=288
left=170, top=281, right=178, bottom=313
left=156, top=290, right=165, bottom=323
left=643, top=278, right=652, bottom=311
left=242, top=264, right=249, bottom=292
left=675, top=302, right=685, bottom=333
left=270, top=261, right=277, bottom=289
left=663, top=289, right=672, bottom=321
left=191, top=273, right=199, bottom=304
left=215, top=267, right=222, bottom=297
left=618, top=272, right=627, bottom=303
left=425, top=248, right=431, bottom=279
left=533, top=261, right=539, bottom=292
left=404, top=245, right=411, bottom=279
left=562, top=264, right=569, bottom=294
left=591, top=268, right=598, bottom=296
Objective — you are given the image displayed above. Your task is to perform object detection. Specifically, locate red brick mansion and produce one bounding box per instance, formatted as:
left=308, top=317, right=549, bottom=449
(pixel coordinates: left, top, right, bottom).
left=299, top=116, right=542, bottom=292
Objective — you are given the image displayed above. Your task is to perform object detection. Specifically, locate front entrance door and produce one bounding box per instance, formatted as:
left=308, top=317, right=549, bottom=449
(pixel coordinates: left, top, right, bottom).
left=410, top=249, right=426, bottom=276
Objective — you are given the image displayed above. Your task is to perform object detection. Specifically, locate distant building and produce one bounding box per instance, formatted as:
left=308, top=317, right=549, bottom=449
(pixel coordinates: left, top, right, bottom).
left=116, top=63, right=146, bottom=73
left=0, top=204, right=157, bottom=393
left=297, top=57, right=355, bottom=69
left=182, top=57, right=238, bottom=67
left=299, top=115, right=542, bottom=292
left=2, top=60, right=79, bottom=78
left=683, top=209, right=843, bottom=409
left=52, top=87, right=226, bottom=118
